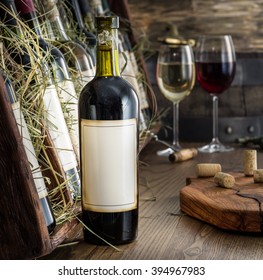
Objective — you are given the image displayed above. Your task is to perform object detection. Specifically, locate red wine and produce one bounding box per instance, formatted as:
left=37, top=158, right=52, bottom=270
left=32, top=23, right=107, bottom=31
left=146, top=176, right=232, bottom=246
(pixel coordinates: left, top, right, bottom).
left=80, top=77, right=139, bottom=245
left=196, top=61, right=235, bottom=94
left=79, top=16, right=139, bottom=245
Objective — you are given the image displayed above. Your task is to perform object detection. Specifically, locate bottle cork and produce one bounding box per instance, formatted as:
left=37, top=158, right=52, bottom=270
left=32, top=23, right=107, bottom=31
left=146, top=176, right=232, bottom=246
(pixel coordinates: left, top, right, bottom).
left=196, top=163, right=222, bottom=177
left=214, top=172, right=235, bottom=188
left=244, top=149, right=257, bottom=176
left=168, top=148, right=198, bottom=163
left=253, top=169, right=263, bottom=183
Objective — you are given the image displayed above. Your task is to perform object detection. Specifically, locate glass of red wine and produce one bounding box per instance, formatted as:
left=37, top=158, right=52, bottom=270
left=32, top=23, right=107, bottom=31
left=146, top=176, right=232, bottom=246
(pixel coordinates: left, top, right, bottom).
left=195, top=35, right=236, bottom=153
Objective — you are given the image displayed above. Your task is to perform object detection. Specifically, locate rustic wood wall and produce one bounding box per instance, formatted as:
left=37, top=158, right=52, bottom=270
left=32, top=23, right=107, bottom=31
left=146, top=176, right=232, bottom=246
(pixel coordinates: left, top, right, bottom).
left=127, top=0, right=263, bottom=142
left=127, top=0, right=263, bottom=52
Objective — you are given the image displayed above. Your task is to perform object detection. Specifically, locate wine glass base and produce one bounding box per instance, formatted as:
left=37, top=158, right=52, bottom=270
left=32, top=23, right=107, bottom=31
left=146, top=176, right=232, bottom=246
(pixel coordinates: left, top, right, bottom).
left=198, top=142, right=234, bottom=153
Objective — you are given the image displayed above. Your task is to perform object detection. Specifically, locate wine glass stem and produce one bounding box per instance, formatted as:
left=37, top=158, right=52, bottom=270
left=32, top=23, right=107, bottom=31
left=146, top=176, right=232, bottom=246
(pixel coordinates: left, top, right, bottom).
left=172, top=102, right=180, bottom=147
left=212, top=95, right=219, bottom=142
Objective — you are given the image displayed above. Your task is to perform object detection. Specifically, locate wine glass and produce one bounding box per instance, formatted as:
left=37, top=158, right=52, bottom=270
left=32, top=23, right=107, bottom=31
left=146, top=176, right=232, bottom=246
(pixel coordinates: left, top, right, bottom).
left=156, top=43, right=195, bottom=156
left=195, top=35, right=236, bottom=153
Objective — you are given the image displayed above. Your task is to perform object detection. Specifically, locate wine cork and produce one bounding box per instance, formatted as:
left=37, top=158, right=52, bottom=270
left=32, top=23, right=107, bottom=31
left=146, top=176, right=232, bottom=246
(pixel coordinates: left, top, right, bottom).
left=244, top=150, right=257, bottom=176
left=169, top=148, right=198, bottom=163
left=196, top=163, right=221, bottom=177
left=253, top=169, right=263, bottom=183
left=214, top=172, right=235, bottom=188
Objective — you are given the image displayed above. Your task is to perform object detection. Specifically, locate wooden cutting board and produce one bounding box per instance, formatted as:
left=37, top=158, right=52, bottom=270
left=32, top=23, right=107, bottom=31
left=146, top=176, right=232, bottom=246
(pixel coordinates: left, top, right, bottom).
left=180, top=172, right=263, bottom=234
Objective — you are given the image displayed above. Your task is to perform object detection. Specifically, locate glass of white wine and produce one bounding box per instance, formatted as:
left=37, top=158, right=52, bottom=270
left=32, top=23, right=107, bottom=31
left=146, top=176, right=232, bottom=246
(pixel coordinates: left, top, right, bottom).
left=156, top=43, right=196, bottom=156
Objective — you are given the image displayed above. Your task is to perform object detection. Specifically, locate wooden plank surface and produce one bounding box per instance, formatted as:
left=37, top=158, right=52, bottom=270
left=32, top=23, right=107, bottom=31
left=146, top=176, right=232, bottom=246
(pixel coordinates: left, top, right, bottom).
left=41, top=141, right=263, bottom=260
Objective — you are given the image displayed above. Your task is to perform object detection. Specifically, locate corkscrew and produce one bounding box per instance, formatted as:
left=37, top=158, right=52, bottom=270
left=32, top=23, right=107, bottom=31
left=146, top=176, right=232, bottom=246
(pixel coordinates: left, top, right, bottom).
left=147, top=131, right=177, bottom=152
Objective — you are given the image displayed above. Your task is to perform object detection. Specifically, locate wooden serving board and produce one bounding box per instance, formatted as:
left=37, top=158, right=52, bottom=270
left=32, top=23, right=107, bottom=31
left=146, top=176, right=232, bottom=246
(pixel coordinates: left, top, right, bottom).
left=180, top=172, right=263, bottom=234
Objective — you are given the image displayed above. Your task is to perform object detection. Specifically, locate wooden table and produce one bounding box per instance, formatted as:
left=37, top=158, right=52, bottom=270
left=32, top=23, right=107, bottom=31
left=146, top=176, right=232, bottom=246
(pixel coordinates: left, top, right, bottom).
left=42, top=141, right=263, bottom=260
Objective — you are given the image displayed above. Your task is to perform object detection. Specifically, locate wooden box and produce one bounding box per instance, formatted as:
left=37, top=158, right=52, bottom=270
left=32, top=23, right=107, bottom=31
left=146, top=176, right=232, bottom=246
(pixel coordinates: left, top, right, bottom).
left=0, top=73, right=79, bottom=259
left=0, top=0, right=154, bottom=259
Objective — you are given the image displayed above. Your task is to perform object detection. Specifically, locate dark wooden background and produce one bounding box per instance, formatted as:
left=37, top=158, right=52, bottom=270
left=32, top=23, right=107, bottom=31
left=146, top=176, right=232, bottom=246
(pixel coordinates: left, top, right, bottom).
left=126, top=0, right=263, bottom=143
left=127, top=0, right=263, bottom=52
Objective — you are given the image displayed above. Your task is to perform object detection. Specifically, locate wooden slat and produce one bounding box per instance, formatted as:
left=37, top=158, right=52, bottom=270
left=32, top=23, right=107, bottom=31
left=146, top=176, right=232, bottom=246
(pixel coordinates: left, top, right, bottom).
left=39, top=130, right=73, bottom=205
left=50, top=218, right=80, bottom=250
left=0, top=73, right=52, bottom=259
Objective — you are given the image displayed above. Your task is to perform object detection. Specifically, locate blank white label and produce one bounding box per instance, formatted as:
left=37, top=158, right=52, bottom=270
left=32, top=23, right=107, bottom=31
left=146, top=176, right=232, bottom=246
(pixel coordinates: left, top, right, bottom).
left=43, top=84, right=77, bottom=172
left=81, top=119, right=137, bottom=212
left=12, top=102, right=48, bottom=199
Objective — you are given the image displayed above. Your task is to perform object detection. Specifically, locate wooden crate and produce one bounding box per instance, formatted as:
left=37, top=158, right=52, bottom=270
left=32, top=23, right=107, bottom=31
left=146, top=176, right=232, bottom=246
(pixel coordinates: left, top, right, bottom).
left=0, top=72, right=79, bottom=259
left=0, top=73, right=49, bottom=259
left=0, top=0, right=155, bottom=259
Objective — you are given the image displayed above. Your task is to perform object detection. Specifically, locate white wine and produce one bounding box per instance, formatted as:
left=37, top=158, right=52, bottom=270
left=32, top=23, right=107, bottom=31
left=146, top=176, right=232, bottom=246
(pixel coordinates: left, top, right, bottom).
left=79, top=16, right=139, bottom=245
left=157, top=61, right=195, bottom=103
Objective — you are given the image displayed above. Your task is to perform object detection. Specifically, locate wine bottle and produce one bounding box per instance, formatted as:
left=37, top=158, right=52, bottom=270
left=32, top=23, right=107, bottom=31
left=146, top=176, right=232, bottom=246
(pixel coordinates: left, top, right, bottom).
left=79, top=16, right=139, bottom=244
left=14, top=0, right=81, bottom=160
left=0, top=2, right=31, bottom=71
left=35, top=0, right=95, bottom=92
left=55, top=0, right=96, bottom=64
left=0, top=65, right=56, bottom=233
left=87, top=0, right=151, bottom=130
left=15, top=0, right=81, bottom=196
left=2, top=0, right=81, bottom=197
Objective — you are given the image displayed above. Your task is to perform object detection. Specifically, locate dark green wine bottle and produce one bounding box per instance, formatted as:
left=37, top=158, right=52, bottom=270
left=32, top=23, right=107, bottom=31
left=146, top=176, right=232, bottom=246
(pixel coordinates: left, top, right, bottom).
left=79, top=16, right=139, bottom=245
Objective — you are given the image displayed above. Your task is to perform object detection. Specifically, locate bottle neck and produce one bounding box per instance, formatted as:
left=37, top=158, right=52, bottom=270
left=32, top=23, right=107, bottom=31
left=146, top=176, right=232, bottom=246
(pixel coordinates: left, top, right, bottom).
left=37, top=1, right=70, bottom=42
left=96, top=27, right=120, bottom=77
left=0, top=0, right=21, bottom=36
left=14, top=0, right=43, bottom=38
left=0, top=0, right=31, bottom=69
left=56, top=0, right=75, bottom=40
